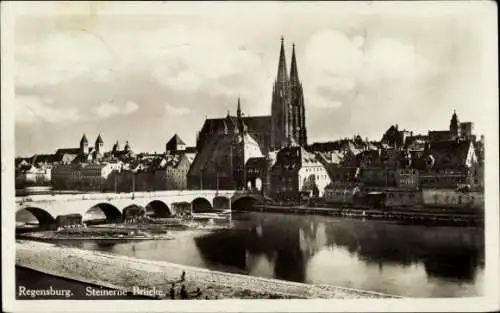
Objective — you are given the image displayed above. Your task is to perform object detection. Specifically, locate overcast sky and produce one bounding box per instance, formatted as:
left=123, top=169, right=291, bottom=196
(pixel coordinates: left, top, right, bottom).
left=13, top=1, right=496, bottom=157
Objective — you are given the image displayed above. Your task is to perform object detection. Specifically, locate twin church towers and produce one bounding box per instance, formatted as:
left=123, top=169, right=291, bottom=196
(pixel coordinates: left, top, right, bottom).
left=271, top=37, right=308, bottom=151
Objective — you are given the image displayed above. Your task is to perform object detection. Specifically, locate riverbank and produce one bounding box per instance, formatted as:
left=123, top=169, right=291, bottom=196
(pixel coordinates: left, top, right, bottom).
left=17, top=220, right=232, bottom=240
left=252, top=204, right=483, bottom=226
left=17, top=226, right=175, bottom=241
left=16, top=240, right=400, bottom=299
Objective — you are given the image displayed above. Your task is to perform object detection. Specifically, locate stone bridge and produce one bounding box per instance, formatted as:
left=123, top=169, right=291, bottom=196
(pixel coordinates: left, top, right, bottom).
left=15, top=190, right=264, bottom=225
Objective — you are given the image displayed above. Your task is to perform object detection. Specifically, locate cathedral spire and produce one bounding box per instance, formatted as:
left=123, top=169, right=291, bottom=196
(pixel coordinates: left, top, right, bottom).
left=237, top=97, right=242, bottom=119
left=276, top=36, right=288, bottom=83
left=290, top=43, right=299, bottom=83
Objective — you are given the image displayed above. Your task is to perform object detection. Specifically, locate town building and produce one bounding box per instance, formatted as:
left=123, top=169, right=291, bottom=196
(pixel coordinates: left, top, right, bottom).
left=380, top=125, right=413, bottom=149
left=323, top=166, right=360, bottom=205
left=109, top=140, right=136, bottom=162
left=154, top=152, right=195, bottom=190
left=245, top=157, right=268, bottom=192
left=270, top=144, right=331, bottom=201
left=417, top=139, right=478, bottom=189
left=15, top=165, right=52, bottom=188
left=52, top=163, right=116, bottom=191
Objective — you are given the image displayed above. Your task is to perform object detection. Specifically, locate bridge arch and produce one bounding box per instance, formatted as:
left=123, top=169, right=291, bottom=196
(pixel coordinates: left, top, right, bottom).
left=146, top=200, right=173, bottom=218
left=192, top=197, right=212, bottom=213
left=16, top=207, right=56, bottom=226
left=84, top=203, right=122, bottom=223
left=213, top=196, right=230, bottom=211
left=231, top=196, right=263, bottom=211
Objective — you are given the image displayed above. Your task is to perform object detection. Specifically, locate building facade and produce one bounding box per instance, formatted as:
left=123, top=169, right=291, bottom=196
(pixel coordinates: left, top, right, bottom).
left=270, top=145, right=331, bottom=201
left=154, top=153, right=194, bottom=190
left=52, top=163, right=115, bottom=191
left=15, top=165, right=52, bottom=188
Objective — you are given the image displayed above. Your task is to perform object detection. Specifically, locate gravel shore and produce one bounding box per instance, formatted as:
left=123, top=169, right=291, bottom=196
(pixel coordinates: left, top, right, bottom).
left=16, top=240, right=400, bottom=299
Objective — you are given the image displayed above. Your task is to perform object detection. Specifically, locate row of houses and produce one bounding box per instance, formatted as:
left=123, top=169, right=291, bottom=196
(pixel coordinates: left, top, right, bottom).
left=16, top=108, right=484, bottom=211
left=15, top=134, right=196, bottom=192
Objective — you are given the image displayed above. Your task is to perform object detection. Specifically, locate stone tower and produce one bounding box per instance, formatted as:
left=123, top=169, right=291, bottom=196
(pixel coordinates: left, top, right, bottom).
left=95, top=134, right=104, bottom=157
left=271, top=37, right=307, bottom=151
left=80, top=134, right=89, bottom=155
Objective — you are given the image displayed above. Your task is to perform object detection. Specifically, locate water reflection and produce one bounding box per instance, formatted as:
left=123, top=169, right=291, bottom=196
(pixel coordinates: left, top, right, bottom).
left=195, top=213, right=484, bottom=297
left=61, top=212, right=484, bottom=297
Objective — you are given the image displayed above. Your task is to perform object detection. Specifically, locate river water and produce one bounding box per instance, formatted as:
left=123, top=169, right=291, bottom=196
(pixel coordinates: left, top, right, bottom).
left=45, top=212, right=484, bottom=298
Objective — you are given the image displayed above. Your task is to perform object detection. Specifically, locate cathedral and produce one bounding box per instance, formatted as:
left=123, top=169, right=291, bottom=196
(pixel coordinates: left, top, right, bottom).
left=195, top=37, right=307, bottom=154
left=187, top=37, right=308, bottom=189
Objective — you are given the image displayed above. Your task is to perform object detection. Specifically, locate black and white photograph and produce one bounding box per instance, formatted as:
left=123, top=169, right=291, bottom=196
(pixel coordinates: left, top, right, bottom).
left=2, top=1, right=499, bottom=312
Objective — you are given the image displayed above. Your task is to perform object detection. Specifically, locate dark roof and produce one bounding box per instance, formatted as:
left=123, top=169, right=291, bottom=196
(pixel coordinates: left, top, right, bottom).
left=80, top=134, right=88, bottom=145
left=56, top=148, right=80, bottom=155
left=429, top=130, right=452, bottom=136
left=428, top=130, right=452, bottom=142
left=189, top=133, right=235, bottom=178
left=309, top=139, right=352, bottom=152
left=405, top=135, right=429, bottom=147
left=246, top=157, right=266, bottom=169
left=241, top=116, right=272, bottom=134
left=308, top=141, right=342, bottom=152
left=31, top=153, right=58, bottom=164
left=197, top=115, right=271, bottom=153
left=381, top=125, right=405, bottom=146
left=324, top=165, right=359, bottom=183
left=167, top=134, right=186, bottom=146
left=15, top=157, right=31, bottom=166
left=427, top=140, right=473, bottom=169
left=199, top=116, right=271, bottom=138
left=95, top=134, right=104, bottom=144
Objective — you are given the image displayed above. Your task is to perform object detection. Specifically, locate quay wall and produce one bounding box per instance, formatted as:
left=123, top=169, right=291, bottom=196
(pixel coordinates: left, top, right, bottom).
left=16, top=240, right=398, bottom=299
left=324, top=186, right=484, bottom=210
left=422, top=189, right=484, bottom=209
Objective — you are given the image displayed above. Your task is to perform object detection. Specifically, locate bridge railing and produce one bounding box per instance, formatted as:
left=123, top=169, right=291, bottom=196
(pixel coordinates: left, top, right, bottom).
left=15, top=190, right=244, bottom=203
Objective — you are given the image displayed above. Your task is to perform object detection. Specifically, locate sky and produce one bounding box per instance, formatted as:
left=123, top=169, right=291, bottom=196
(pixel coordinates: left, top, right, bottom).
left=12, top=1, right=497, bottom=157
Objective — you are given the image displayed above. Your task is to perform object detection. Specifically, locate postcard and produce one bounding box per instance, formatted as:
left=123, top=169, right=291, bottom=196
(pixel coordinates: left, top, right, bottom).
left=2, top=1, right=499, bottom=312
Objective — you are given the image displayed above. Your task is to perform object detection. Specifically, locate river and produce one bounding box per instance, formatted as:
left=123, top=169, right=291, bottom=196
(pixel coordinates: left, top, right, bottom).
left=31, top=211, right=483, bottom=298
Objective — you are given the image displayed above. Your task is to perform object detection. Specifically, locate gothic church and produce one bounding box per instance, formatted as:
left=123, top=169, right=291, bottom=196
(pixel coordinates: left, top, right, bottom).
left=188, top=37, right=308, bottom=189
